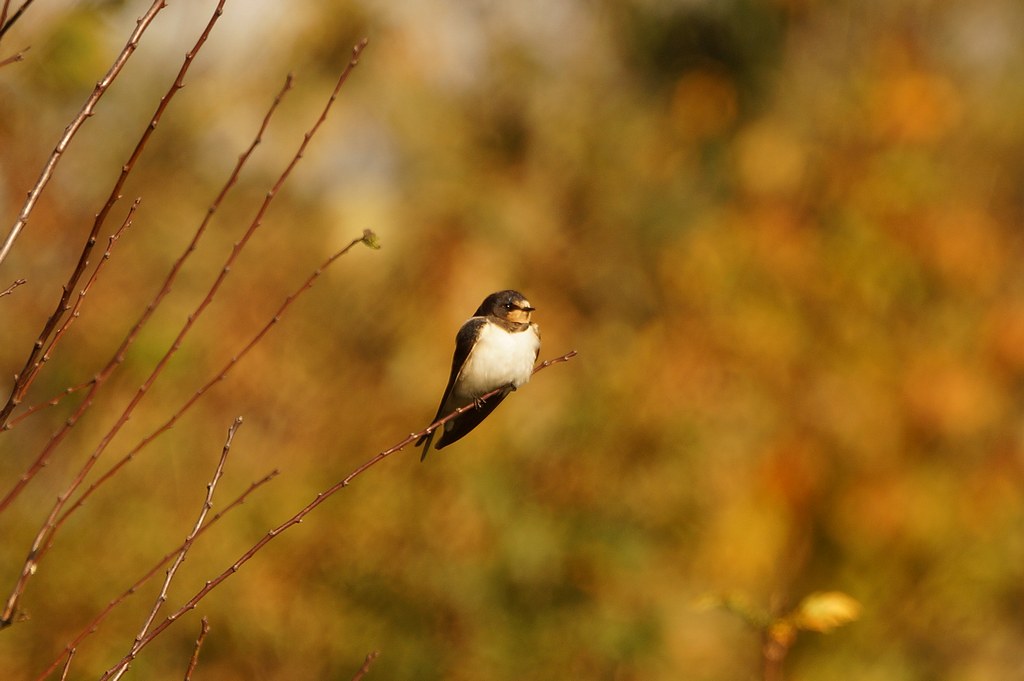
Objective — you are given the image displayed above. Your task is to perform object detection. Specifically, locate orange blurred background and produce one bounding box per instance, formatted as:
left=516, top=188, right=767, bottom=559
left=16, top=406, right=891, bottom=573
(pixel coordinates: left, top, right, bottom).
left=1, top=1, right=1023, bottom=679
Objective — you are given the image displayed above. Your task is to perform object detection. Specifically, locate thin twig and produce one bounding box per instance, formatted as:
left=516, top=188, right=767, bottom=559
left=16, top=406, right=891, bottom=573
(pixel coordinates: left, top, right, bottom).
left=0, top=45, right=27, bottom=67
left=0, top=3, right=236, bottom=627
left=351, top=651, right=380, bottom=681
left=0, top=42, right=357, bottom=623
left=2, top=200, right=136, bottom=432
left=57, top=648, right=74, bottom=681
left=34, top=470, right=278, bottom=681
left=29, top=37, right=366, bottom=542
left=97, top=350, right=577, bottom=681
left=0, top=0, right=37, bottom=41
left=4, top=379, right=91, bottom=430
left=0, top=72, right=290, bottom=503
left=0, top=0, right=167, bottom=408
left=183, top=618, right=211, bottom=681
left=418, top=350, right=578, bottom=442
left=0, top=0, right=191, bottom=426
left=42, top=199, right=138, bottom=365
left=57, top=232, right=376, bottom=535
left=7, top=224, right=369, bottom=633
left=0, top=278, right=25, bottom=297
left=110, top=418, right=242, bottom=681
left=0, top=0, right=156, bottom=261
left=4, top=74, right=293, bottom=435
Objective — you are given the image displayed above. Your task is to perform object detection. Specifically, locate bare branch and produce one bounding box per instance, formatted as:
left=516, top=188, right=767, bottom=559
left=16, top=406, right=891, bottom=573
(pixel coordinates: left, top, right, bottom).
left=56, top=231, right=375, bottom=536
left=0, top=46, right=26, bottom=68
left=57, top=648, right=74, bottom=681
left=0, top=0, right=166, bottom=269
left=4, top=380, right=90, bottom=430
left=4, top=222, right=370, bottom=629
left=0, top=0, right=207, bottom=426
left=0, top=200, right=136, bottom=433
left=353, top=350, right=578, bottom=478
left=0, top=72, right=292, bottom=504
left=183, top=618, right=211, bottom=681
left=34, top=470, right=278, bottom=681
left=351, top=651, right=380, bottom=681
left=97, top=350, right=576, bottom=681
left=0, top=0, right=37, bottom=41
left=0, top=278, right=25, bottom=297
left=0, top=44, right=352, bottom=623
left=110, top=418, right=243, bottom=681
left=0, top=1, right=236, bottom=625
left=1, top=201, right=136, bottom=432
left=6, top=70, right=292, bottom=432
left=30, top=223, right=372, bottom=669
left=43, top=199, right=138, bottom=364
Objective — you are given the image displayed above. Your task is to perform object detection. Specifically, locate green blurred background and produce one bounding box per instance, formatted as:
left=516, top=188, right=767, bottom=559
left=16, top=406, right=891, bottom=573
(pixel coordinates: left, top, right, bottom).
left=2, top=0, right=1024, bottom=678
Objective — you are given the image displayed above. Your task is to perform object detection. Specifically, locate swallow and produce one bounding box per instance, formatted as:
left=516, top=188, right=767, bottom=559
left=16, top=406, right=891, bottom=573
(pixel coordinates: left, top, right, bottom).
left=416, top=290, right=541, bottom=458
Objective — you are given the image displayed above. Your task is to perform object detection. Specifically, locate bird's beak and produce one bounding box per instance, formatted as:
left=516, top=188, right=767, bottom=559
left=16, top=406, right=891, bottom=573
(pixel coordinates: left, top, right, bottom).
left=507, top=302, right=534, bottom=324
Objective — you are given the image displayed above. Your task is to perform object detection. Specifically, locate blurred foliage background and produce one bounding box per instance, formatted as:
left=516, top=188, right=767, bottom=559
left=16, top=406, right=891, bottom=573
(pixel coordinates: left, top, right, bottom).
left=1, top=0, right=1024, bottom=679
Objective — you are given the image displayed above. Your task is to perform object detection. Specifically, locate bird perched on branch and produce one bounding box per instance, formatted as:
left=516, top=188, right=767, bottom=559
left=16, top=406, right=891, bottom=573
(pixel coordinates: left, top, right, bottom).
left=416, top=290, right=541, bottom=458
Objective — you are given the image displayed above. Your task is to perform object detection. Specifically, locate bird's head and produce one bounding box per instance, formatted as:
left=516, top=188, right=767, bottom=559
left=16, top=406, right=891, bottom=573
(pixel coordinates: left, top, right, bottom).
left=476, top=289, right=535, bottom=323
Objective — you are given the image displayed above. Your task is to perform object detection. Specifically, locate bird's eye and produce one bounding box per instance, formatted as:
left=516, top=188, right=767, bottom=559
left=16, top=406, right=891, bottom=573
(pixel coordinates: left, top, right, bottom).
left=504, top=303, right=514, bottom=310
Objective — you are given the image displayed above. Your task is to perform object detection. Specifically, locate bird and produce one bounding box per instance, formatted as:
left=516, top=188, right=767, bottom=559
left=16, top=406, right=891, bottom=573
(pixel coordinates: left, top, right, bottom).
left=416, top=290, right=541, bottom=458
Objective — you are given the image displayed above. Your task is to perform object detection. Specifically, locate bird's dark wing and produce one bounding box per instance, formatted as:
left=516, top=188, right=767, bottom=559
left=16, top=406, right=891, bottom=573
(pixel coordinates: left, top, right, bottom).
left=435, top=389, right=509, bottom=450
left=415, top=318, right=485, bottom=456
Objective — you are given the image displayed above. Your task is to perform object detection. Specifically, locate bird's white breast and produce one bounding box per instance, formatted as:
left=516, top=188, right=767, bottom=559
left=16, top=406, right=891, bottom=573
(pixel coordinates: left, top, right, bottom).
left=454, top=321, right=540, bottom=402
